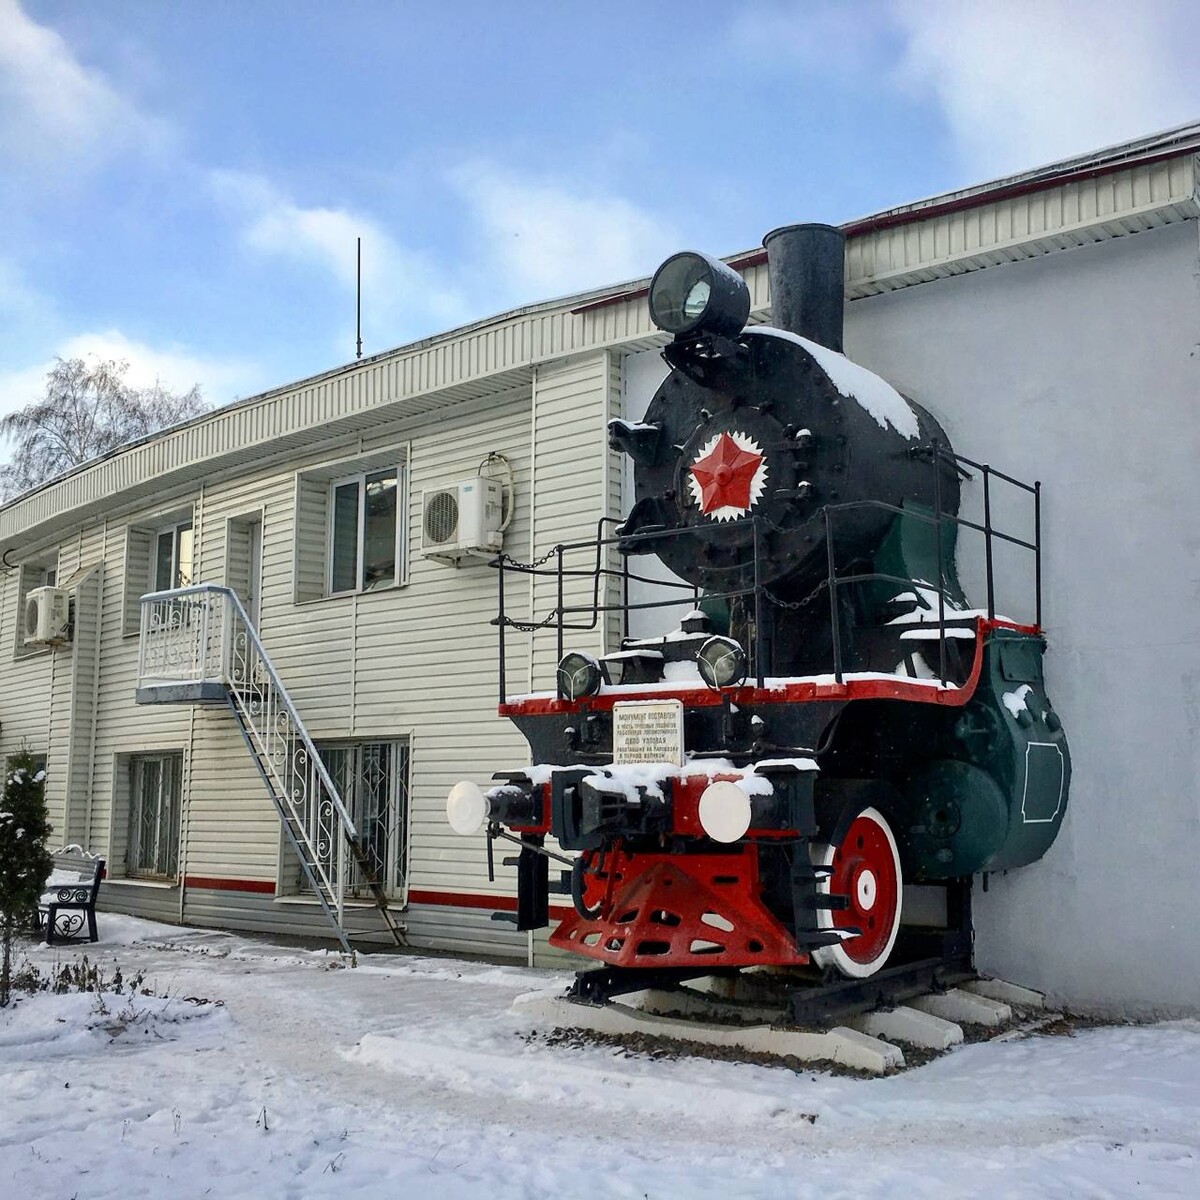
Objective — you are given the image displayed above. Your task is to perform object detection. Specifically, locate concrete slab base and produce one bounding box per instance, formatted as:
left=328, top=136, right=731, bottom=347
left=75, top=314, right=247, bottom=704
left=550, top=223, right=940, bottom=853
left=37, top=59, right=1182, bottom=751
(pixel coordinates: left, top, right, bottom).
left=963, top=977, right=1046, bottom=1009
left=909, top=988, right=1013, bottom=1027
left=631, top=987, right=787, bottom=1026
left=512, top=993, right=905, bottom=1073
left=849, top=1005, right=965, bottom=1050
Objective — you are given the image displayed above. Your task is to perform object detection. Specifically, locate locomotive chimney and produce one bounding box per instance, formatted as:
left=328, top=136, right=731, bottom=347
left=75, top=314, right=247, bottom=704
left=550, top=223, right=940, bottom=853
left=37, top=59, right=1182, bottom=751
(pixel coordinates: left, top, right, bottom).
left=762, top=223, right=846, bottom=353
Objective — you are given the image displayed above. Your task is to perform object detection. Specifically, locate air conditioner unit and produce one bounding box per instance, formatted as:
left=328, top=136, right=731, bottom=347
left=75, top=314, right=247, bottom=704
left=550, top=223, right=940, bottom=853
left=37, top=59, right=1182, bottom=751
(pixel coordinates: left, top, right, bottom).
left=24, top=586, right=71, bottom=646
left=421, top=477, right=505, bottom=565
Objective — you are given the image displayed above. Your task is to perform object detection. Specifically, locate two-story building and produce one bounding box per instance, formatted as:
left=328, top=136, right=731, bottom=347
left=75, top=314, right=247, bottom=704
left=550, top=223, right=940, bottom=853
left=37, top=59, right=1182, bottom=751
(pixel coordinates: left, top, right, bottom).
left=3, top=123, right=1198, bottom=1015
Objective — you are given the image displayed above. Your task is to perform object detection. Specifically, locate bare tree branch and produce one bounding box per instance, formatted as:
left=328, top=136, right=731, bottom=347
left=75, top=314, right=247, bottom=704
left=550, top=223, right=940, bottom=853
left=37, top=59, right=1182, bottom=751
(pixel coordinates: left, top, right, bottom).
left=0, top=357, right=209, bottom=500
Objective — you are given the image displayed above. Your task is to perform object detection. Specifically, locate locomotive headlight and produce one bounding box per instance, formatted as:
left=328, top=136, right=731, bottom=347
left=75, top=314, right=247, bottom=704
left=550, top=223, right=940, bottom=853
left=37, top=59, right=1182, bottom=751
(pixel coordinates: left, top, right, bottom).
left=696, top=635, right=748, bottom=690
left=648, top=251, right=751, bottom=339
left=698, top=780, right=752, bottom=843
left=447, top=780, right=490, bottom=836
left=557, top=651, right=603, bottom=701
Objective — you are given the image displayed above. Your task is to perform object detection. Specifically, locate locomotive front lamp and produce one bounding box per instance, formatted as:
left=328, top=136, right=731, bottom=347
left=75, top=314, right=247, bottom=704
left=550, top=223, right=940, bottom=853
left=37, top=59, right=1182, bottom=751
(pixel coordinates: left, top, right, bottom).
left=446, top=780, right=490, bottom=836
left=696, top=635, right=748, bottom=690
left=698, top=780, right=752, bottom=843
left=648, top=251, right=751, bottom=339
left=557, top=651, right=603, bottom=701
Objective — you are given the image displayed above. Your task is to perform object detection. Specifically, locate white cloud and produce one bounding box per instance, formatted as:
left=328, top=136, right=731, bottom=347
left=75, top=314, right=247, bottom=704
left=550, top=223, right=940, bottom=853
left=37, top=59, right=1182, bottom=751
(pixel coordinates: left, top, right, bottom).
left=0, top=361, right=48, bottom=424
left=451, top=161, right=681, bottom=298
left=0, top=0, right=166, bottom=175
left=209, top=169, right=470, bottom=340
left=0, top=330, right=259, bottom=422
left=889, top=0, right=1199, bottom=177
left=212, top=161, right=682, bottom=344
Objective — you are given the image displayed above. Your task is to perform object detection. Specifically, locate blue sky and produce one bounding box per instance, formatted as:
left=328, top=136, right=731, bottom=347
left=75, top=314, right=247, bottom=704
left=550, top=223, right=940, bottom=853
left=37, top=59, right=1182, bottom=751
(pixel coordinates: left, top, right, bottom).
left=1, top=0, right=1196, bottom=423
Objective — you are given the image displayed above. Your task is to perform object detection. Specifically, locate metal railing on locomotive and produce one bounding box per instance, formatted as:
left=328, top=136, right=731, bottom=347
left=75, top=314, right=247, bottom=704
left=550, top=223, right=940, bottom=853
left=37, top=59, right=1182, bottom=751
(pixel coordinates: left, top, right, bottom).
left=491, top=441, right=1043, bottom=695
left=138, top=584, right=404, bottom=952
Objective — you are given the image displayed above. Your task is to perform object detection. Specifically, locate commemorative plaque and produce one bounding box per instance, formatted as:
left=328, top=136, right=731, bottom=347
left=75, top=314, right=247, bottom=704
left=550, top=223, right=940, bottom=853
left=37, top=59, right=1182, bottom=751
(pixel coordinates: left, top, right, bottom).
left=612, top=699, right=685, bottom=766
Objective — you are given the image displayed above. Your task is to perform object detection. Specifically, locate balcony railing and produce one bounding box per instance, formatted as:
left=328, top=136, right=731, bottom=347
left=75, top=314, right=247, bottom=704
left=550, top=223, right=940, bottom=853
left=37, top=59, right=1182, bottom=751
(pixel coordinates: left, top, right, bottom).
left=136, top=585, right=374, bottom=951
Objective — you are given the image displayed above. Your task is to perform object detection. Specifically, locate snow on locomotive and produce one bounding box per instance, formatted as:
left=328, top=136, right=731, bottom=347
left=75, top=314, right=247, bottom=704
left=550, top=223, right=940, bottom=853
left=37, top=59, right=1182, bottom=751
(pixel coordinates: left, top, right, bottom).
left=448, top=223, right=1069, bottom=982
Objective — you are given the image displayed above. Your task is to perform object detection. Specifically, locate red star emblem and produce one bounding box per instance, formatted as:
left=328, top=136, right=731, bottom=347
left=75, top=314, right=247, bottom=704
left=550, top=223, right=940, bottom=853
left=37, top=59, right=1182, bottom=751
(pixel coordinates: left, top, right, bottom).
left=690, top=432, right=765, bottom=514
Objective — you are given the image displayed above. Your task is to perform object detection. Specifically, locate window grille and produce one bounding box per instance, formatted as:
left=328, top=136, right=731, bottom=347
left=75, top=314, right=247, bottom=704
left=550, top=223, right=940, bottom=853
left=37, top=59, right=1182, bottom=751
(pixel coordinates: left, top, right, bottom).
left=127, top=753, right=183, bottom=880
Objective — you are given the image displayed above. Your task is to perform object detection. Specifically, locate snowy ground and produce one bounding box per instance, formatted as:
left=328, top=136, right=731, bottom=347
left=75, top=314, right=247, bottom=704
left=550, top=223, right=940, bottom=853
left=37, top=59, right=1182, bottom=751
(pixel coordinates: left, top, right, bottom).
left=1, top=916, right=1197, bottom=1199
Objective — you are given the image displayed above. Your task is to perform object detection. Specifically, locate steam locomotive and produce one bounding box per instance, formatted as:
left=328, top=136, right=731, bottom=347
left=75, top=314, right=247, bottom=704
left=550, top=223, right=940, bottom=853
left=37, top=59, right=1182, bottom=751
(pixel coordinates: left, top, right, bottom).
left=448, top=223, right=1069, bottom=984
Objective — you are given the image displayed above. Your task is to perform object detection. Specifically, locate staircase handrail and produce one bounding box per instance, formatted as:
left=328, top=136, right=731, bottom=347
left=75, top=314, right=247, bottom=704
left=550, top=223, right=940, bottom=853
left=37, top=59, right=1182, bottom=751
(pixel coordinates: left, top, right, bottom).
left=138, top=583, right=359, bottom=840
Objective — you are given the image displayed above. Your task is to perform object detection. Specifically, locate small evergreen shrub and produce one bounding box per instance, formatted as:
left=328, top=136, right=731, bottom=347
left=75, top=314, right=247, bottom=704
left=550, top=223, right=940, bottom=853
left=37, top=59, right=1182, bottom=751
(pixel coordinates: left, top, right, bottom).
left=0, top=752, right=52, bottom=1006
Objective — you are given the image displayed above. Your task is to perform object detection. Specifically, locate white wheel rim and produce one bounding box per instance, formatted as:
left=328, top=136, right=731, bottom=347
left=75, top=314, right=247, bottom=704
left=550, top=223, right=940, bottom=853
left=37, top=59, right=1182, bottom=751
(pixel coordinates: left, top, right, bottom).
left=810, top=806, right=903, bottom=979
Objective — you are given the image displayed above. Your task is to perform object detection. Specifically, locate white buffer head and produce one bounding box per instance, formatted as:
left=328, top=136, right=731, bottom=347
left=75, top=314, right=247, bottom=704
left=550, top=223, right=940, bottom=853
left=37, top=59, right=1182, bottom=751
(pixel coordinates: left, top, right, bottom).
left=446, top=780, right=489, bottom=836
left=697, top=780, right=752, bottom=843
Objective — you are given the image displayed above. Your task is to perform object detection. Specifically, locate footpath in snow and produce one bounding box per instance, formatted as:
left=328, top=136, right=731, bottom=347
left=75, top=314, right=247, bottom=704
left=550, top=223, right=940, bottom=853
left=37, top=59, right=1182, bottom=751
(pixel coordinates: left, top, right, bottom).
left=1, top=914, right=1197, bottom=1198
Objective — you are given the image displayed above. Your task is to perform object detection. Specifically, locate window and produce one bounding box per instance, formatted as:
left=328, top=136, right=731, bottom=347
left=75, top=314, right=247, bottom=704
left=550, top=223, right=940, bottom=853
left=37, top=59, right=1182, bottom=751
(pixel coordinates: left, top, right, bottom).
left=225, top=513, right=264, bottom=625
left=328, top=468, right=401, bottom=594
left=123, top=508, right=195, bottom=635
left=294, top=449, right=408, bottom=603
left=126, top=753, right=182, bottom=880
left=152, top=521, right=194, bottom=592
left=286, top=739, right=410, bottom=898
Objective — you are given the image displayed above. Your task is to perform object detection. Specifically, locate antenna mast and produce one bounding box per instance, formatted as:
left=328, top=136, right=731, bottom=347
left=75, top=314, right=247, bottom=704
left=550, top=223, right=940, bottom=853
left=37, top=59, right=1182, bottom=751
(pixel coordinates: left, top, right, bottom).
left=355, top=236, right=363, bottom=360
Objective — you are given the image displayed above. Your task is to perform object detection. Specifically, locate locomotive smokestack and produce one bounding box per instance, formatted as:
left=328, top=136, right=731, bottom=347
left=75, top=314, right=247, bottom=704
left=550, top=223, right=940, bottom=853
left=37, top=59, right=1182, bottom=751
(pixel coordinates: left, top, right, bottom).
left=762, top=223, right=846, bottom=352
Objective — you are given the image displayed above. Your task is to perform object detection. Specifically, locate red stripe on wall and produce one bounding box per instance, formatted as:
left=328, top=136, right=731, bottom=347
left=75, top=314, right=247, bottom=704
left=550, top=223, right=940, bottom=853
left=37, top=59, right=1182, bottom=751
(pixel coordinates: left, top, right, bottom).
left=183, top=875, right=276, bottom=894
left=407, top=889, right=516, bottom=910
left=407, top=889, right=573, bottom=919
left=180, top=879, right=570, bottom=917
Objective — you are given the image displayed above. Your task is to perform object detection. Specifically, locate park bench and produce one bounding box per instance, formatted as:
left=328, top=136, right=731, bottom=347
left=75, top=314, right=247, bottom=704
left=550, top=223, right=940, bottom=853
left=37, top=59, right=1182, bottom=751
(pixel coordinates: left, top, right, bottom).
left=36, top=846, right=105, bottom=945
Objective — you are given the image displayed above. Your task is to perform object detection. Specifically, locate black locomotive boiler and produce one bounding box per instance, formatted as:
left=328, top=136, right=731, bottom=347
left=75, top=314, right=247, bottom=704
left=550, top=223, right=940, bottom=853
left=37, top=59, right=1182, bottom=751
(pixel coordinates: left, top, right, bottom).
left=448, top=223, right=1070, bottom=983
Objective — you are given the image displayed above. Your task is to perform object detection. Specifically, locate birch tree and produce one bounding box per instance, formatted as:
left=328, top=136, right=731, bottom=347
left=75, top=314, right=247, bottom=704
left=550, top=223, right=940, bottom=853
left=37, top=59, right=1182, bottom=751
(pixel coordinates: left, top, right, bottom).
left=0, top=357, right=207, bottom=499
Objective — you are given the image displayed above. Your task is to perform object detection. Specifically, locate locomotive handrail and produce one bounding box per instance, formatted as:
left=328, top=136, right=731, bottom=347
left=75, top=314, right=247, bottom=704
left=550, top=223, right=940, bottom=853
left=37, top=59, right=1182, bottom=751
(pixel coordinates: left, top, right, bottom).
left=821, top=498, right=1038, bottom=553
left=492, top=446, right=1043, bottom=699
left=943, top=450, right=1039, bottom=494
left=822, top=441, right=1042, bottom=683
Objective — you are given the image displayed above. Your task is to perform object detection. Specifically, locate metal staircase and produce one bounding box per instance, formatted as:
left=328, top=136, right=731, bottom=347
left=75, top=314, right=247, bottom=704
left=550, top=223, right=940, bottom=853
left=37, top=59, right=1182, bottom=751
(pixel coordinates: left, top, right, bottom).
left=136, top=584, right=406, bottom=954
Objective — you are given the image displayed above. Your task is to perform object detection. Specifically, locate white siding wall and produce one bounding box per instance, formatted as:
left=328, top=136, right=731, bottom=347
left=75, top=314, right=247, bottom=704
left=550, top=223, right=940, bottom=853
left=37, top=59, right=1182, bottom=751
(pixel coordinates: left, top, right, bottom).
left=528, top=353, right=615, bottom=689
left=0, top=365, right=608, bottom=954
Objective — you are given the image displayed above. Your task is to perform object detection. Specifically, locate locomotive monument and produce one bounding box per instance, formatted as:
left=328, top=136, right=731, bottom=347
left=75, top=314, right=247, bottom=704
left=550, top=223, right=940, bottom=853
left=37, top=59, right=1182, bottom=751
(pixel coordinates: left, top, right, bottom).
left=448, top=224, right=1069, bottom=990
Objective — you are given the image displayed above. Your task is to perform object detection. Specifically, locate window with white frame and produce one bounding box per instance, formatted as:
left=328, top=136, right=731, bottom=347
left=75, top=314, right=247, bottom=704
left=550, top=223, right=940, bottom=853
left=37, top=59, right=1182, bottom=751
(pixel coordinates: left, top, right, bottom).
left=327, top=467, right=403, bottom=594
left=126, top=752, right=183, bottom=880
left=151, top=521, right=194, bottom=592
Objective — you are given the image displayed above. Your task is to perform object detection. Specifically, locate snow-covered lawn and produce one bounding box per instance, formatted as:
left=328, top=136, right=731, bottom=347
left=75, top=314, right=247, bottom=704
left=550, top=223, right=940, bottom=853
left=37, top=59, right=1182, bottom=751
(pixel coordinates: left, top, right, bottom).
left=1, top=916, right=1197, bottom=1198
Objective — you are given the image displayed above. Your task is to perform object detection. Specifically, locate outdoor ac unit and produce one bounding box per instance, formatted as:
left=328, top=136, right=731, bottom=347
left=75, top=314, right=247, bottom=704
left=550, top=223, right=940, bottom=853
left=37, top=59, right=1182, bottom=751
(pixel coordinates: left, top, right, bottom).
left=24, top=586, right=71, bottom=646
left=421, top=477, right=504, bottom=565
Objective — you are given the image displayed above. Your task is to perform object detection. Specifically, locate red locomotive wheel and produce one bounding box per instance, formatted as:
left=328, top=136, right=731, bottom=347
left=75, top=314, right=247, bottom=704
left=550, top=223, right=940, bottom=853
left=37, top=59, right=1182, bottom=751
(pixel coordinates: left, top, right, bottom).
left=811, top=806, right=903, bottom=979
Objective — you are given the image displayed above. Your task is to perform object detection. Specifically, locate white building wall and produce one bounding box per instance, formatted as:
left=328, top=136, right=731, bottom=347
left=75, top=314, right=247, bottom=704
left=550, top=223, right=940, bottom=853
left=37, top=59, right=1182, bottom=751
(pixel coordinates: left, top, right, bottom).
left=844, top=220, right=1200, bottom=1016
